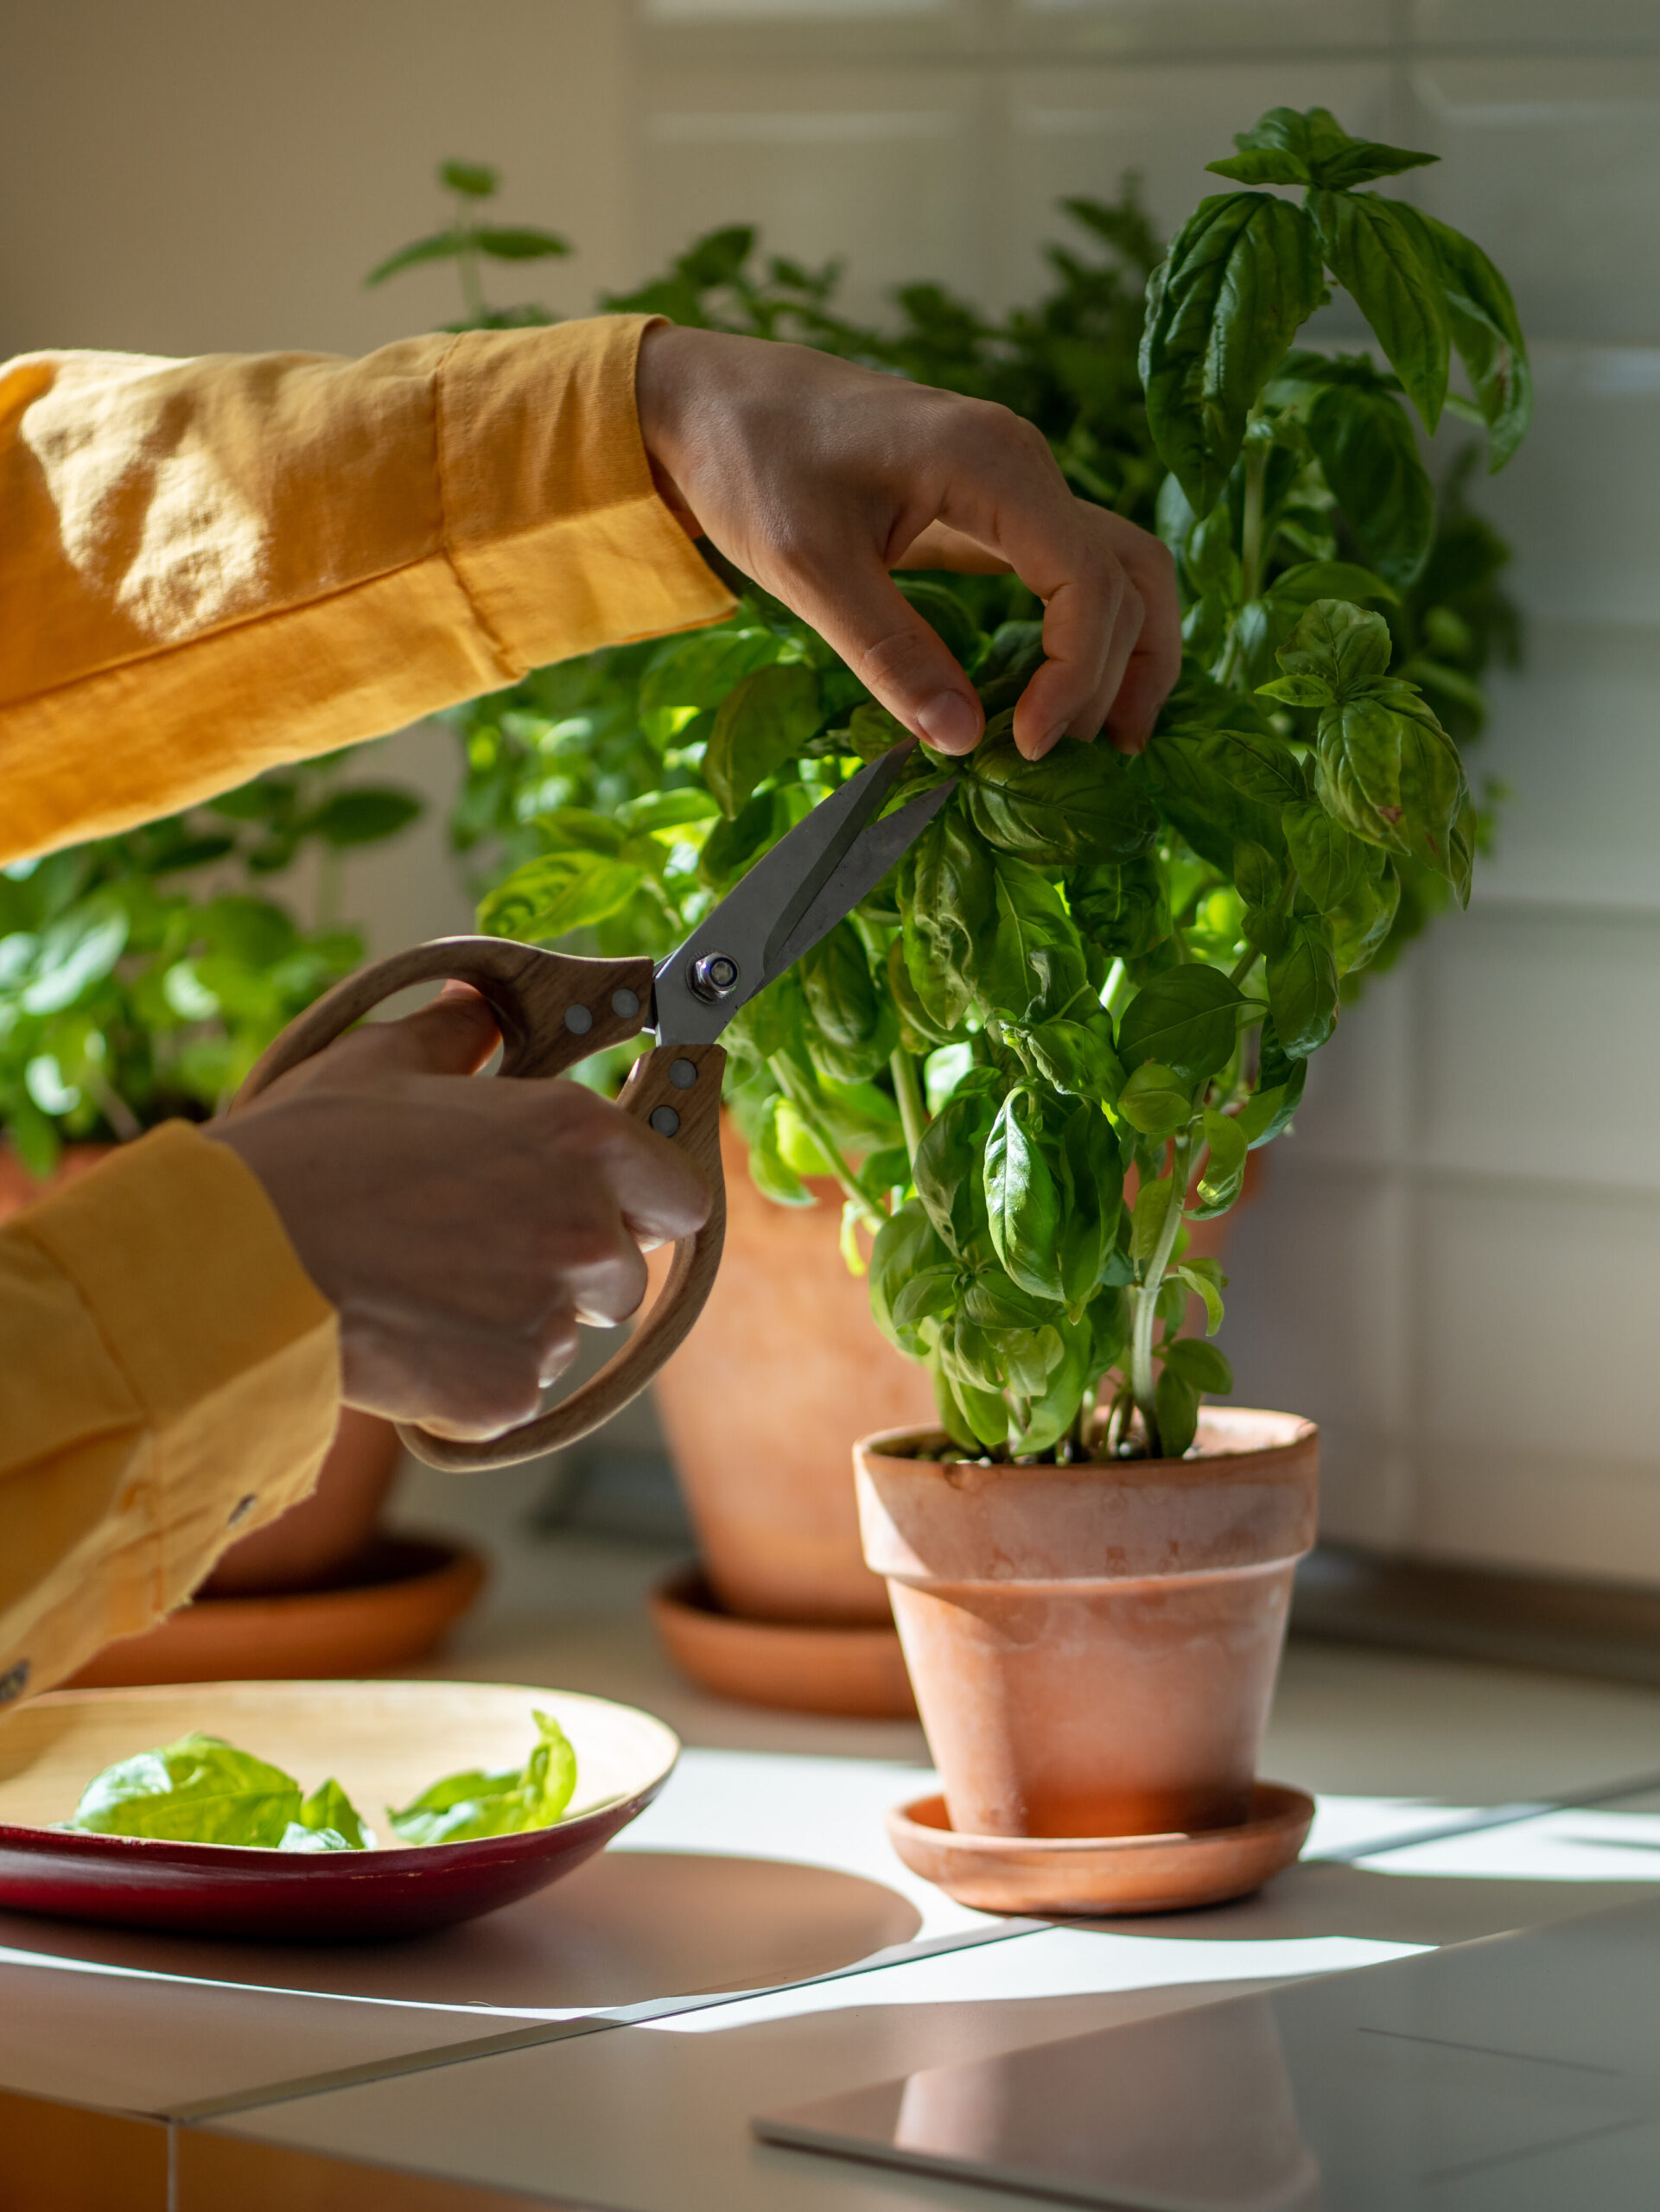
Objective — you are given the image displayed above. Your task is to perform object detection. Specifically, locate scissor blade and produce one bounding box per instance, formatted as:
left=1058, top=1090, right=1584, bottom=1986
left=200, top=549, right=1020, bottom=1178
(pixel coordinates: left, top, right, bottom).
left=764, top=779, right=956, bottom=984
left=653, top=743, right=954, bottom=1046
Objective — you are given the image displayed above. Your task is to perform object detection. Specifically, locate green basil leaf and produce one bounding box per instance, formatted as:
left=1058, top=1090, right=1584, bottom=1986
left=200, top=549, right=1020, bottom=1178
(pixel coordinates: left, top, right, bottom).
left=477, top=850, right=639, bottom=942
left=800, top=920, right=894, bottom=1084
left=1304, top=382, right=1435, bottom=591
left=1175, top=1258, right=1227, bottom=1336
left=1282, top=798, right=1367, bottom=912
left=979, top=859, right=1091, bottom=1027
left=1089, top=1283, right=1132, bottom=1371
left=387, top=1711, right=577, bottom=1847
left=869, top=1200, right=954, bottom=1351
left=303, top=787, right=424, bottom=849
left=1140, top=191, right=1325, bottom=514
left=964, top=1265, right=1057, bottom=1330
left=1314, top=694, right=1470, bottom=881
left=1328, top=853, right=1402, bottom=976
left=639, top=628, right=781, bottom=714
left=1309, top=188, right=1448, bottom=433
left=717, top=788, right=817, bottom=904
left=1143, top=725, right=1301, bottom=872
left=1207, top=106, right=1437, bottom=193
left=69, top=1734, right=302, bottom=1847
left=614, top=789, right=722, bottom=834
left=845, top=702, right=911, bottom=760
left=1131, top=1173, right=1179, bottom=1268
left=894, top=576, right=983, bottom=665
left=904, top=804, right=995, bottom=1033
left=19, top=899, right=130, bottom=1016
left=1022, top=1017, right=1125, bottom=1104
left=750, top=1096, right=813, bottom=1208
left=1256, top=673, right=1335, bottom=711
left=1014, top=1315, right=1095, bottom=1459
left=887, top=937, right=963, bottom=1050
left=962, top=716, right=1159, bottom=865
left=894, top=1267, right=959, bottom=1331
left=1266, top=916, right=1340, bottom=1058
left=1194, top=1107, right=1249, bottom=1217
left=1118, top=965, right=1244, bottom=1082
left=1161, top=1337, right=1235, bottom=1395
left=985, top=1090, right=1065, bottom=1302
left=913, top=1088, right=994, bottom=1256
left=705, top=664, right=822, bottom=817
left=1266, top=559, right=1399, bottom=610
left=1154, top=1365, right=1201, bottom=1459
left=1232, top=841, right=1282, bottom=909
left=1059, top=1103, right=1123, bottom=1313
left=1066, top=856, right=1172, bottom=960
left=474, top=226, right=571, bottom=263
left=1392, top=206, right=1532, bottom=470
left=1277, top=599, right=1394, bottom=696
left=298, top=1777, right=371, bottom=1851
left=1118, top=1060, right=1192, bottom=1139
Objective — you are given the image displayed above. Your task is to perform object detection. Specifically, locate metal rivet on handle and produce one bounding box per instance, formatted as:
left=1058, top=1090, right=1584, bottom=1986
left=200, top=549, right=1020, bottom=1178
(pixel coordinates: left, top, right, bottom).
left=611, top=988, right=640, bottom=1019
left=564, top=1005, right=594, bottom=1035
left=650, top=1105, right=681, bottom=1138
left=669, top=1058, right=698, bottom=1090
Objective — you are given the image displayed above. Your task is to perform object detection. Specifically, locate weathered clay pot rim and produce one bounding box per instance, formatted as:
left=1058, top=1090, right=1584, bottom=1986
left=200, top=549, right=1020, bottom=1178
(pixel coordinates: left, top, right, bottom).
left=856, top=1408, right=1318, bottom=1481
left=880, top=1555, right=1311, bottom=1596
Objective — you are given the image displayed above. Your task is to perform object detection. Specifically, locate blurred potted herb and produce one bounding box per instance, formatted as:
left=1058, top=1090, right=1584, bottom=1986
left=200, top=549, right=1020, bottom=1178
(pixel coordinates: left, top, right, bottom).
left=370, top=126, right=1524, bottom=1740
left=0, top=753, right=428, bottom=1611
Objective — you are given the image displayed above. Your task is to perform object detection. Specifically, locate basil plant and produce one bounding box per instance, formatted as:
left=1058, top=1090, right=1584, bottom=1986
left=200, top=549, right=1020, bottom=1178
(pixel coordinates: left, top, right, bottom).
left=467, top=107, right=1531, bottom=1462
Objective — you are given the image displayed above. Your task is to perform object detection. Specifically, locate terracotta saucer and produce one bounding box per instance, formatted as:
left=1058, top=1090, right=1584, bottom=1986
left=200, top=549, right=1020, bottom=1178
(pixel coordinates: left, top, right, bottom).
left=650, top=1565, right=917, bottom=1719
left=67, top=1533, right=487, bottom=1689
left=887, top=1782, right=1315, bottom=1916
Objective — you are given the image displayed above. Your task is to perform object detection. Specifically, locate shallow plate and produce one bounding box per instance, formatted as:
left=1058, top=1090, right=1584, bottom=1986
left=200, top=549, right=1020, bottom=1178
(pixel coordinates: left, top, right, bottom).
left=67, top=1534, right=486, bottom=1688
left=887, top=1783, right=1314, bottom=1916
left=650, top=1565, right=916, bottom=1719
left=0, top=1680, right=677, bottom=1941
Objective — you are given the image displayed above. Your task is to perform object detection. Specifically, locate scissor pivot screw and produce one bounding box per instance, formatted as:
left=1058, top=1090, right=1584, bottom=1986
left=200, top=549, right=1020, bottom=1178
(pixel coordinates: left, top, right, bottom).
left=650, top=1105, right=681, bottom=1138
left=611, top=988, right=641, bottom=1019
left=564, top=1005, right=594, bottom=1035
left=669, top=1058, right=698, bottom=1090
left=690, top=952, right=741, bottom=1001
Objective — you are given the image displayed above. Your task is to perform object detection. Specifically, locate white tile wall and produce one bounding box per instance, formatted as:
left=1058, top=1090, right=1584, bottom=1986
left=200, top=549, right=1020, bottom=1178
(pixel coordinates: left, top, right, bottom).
left=629, top=0, right=1660, bottom=1581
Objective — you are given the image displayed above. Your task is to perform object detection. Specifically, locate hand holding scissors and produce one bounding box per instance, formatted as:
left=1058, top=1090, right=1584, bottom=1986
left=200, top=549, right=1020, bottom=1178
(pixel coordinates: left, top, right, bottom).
left=234, top=743, right=955, bottom=1471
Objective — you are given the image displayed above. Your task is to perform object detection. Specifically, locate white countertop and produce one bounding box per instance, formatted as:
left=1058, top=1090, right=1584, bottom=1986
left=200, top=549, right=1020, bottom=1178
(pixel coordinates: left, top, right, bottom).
left=9, top=1516, right=1660, bottom=2208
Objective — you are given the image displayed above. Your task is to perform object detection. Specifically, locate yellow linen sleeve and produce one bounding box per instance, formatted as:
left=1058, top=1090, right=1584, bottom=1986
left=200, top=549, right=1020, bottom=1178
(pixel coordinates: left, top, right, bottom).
left=0, top=313, right=737, bottom=1706
left=0, top=1124, right=339, bottom=1703
left=0, top=315, right=735, bottom=863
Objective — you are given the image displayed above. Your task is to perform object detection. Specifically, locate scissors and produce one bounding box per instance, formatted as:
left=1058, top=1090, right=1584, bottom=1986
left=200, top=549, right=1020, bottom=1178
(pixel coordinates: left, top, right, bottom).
left=234, top=741, right=957, bottom=1471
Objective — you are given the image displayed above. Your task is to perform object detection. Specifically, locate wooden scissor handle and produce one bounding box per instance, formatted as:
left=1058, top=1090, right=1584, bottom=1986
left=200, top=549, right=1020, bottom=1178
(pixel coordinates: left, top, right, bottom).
left=232, top=936, right=727, bottom=1471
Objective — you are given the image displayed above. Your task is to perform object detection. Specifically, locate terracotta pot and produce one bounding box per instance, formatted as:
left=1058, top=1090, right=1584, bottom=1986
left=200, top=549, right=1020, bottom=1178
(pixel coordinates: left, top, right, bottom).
left=201, top=1406, right=404, bottom=1597
left=856, top=1408, right=1318, bottom=1840
left=1, top=1141, right=404, bottom=1600
left=649, top=1116, right=935, bottom=1625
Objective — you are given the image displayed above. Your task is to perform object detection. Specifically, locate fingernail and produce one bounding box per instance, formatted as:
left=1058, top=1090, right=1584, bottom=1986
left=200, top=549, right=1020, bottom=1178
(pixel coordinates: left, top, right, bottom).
left=916, top=692, right=981, bottom=755
left=1019, top=722, right=1068, bottom=762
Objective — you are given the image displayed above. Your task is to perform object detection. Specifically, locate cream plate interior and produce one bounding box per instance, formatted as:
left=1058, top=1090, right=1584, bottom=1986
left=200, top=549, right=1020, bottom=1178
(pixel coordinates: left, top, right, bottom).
left=0, top=1680, right=679, bottom=1846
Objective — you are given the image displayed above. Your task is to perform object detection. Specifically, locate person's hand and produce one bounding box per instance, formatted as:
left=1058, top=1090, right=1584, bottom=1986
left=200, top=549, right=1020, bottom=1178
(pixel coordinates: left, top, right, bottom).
left=207, top=990, right=709, bottom=1440
left=635, top=324, right=1180, bottom=761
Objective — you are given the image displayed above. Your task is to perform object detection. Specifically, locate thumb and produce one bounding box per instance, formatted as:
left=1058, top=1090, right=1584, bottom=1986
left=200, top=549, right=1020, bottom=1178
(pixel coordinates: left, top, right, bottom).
left=788, top=559, right=984, bottom=757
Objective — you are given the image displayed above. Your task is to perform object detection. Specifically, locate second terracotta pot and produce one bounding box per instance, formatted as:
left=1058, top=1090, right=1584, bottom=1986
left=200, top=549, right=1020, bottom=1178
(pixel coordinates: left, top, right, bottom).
left=650, top=1117, right=936, bottom=1625
left=857, top=1409, right=1318, bottom=1840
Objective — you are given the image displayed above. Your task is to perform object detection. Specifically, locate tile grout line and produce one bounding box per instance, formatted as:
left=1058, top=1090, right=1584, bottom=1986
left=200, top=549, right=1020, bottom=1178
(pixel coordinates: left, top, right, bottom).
left=167, top=1920, right=1043, bottom=2125
left=1313, top=1764, right=1660, bottom=1866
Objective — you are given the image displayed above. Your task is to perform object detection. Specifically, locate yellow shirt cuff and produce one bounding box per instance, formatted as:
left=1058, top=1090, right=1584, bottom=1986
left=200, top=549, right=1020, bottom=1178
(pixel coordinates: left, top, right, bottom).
left=3, top=1122, right=339, bottom=1696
